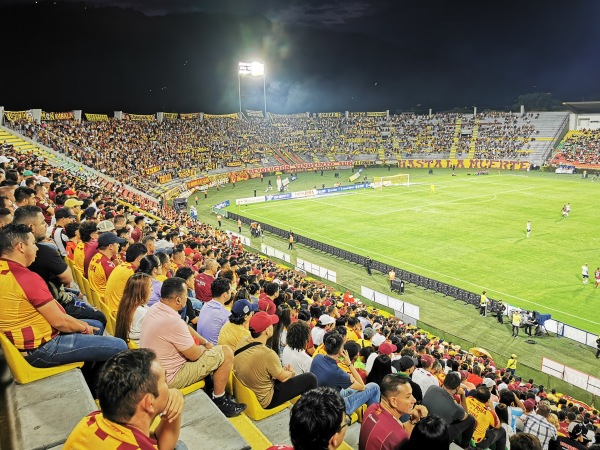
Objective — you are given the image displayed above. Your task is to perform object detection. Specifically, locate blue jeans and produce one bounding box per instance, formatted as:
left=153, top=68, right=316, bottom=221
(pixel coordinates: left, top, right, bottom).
left=340, top=382, right=380, bottom=414
left=25, top=320, right=127, bottom=368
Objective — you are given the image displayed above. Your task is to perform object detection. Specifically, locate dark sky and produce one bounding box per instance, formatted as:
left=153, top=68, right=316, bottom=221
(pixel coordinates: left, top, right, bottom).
left=2, top=0, right=600, bottom=113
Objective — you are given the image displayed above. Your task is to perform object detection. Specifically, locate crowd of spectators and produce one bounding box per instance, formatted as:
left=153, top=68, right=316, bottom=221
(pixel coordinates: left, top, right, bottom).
left=552, top=129, right=600, bottom=167
left=2, top=141, right=599, bottom=449
left=4, top=110, right=544, bottom=194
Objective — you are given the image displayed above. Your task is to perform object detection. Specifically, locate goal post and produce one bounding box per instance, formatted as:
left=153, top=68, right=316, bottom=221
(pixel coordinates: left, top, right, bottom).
left=373, top=173, right=410, bottom=190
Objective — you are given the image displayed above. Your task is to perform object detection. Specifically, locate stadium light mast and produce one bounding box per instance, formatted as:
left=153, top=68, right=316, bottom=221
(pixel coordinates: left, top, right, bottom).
left=238, top=61, right=267, bottom=115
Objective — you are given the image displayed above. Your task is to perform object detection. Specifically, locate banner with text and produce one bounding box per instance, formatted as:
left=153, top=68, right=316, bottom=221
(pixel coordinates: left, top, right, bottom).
left=145, top=166, right=161, bottom=175
left=180, top=113, right=200, bottom=120
left=123, top=113, right=155, bottom=121
left=397, top=159, right=530, bottom=170
left=85, top=113, right=109, bottom=121
left=42, top=111, right=74, bottom=121
left=246, top=110, right=264, bottom=118
left=163, top=113, right=178, bottom=120
left=4, top=110, right=32, bottom=121
left=158, top=173, right=173, bottom=184
left=204, top=113, right=239, bottom=119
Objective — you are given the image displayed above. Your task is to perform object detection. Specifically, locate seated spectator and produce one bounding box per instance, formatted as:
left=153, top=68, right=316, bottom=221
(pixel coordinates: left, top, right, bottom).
left=466, top=385, right=506, bottom=450
left=555, top=422, right=594, bottom=450
left=105, top=243, right=148, bottom=313
left=404, top=415, right=450, bottom=450
left=196, top=277, right=233, bottom=346
left=392, top=355, right=424, bottom=404
left=366, top=355, right=392, bottom=387
left=359, top=374, right=428, bottom=450
left=521, top=403, right=557, bottom=450
left=267, top=387, right=349, bottom=450
left=510, top=433, right=542, bottom=450
left=173, top=266, right=201, bottom=325
left=310, top=331, right=380, bottom=415
left=139, top=277, right=246, bottom=417
left=218, top=299, right=258, bottom=349
left=73, top=220, right=98, bottom=277
left=114, top=273, right=152, bottom=346
left=0, top=223, right=127, bottom=393
left=498, top=388, right=525, bottom=431
left=154, top=251, right=171, bottom=282
left=64, top=349, right=185, bottom=449
left=233, top=311, right=317, bottom=409
left=194, top=258, right=219, bottom=302
left=421, top=371, right=475, bottom=448
left=282, top=321, right=313, bottom=374
left=87, top=232, right=125, bottom=295
left=365, top=341, right=397, bottom=374
left=496, top=403, right=515, bottom=446
left=412, top=354, right=440, bottom=396
left=311, top=314, right=336, bottom=347
left=138, top=255, right=163, bottom=307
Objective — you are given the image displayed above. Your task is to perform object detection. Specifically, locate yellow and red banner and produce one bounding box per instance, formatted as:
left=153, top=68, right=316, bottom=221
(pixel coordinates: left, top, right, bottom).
left=42, top=111, right=74, bottom=121
left=180, top=113, right=200, bottom=120
left=85, top=113, right=109, bottom=121
left=145, top=166, right=161, bottom=175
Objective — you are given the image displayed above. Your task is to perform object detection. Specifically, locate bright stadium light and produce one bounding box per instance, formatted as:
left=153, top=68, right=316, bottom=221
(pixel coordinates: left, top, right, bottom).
left=238, top=61, right=267, bottom=115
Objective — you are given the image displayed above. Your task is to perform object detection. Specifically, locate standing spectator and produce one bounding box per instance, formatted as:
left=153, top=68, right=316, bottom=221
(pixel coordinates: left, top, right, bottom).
left=359, top=375, right=428, bottom=450
left=365, top=257, right=372, bottom=275
left=512, top=311, right=521, bottom=337
left=480, top=291, right=488, bottom=317
left=506, top=354, right=518, bottom=376
left=130, top=216, right=145, bottom=243
left=64, top=349, right=185, bottom=449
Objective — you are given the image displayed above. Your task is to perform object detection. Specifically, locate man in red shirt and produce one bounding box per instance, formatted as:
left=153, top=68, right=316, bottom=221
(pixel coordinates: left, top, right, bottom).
left=88, top=233, right=125, bottom=295
left=34, top=183, right=55, bottom=225
left=194, top=258, right=219, bottom=302
left=130, top=216, right=145, bottom=243
left=359, top=374, right=428, bottom=450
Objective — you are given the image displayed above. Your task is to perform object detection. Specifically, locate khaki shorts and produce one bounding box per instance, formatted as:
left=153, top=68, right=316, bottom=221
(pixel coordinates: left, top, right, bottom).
left=169, top=346, right=225, bottom=389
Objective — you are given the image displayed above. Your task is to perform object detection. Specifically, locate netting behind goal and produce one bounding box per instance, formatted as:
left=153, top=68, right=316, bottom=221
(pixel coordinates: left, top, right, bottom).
left=373, top=174, right=410, bottom=189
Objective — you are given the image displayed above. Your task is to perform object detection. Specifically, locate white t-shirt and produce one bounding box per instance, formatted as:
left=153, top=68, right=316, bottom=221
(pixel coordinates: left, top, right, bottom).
left=282, top=346, right=313, bottom=374
left=129, top=305, right=149, bottom=346
left=311, top=327, right=326, bottom=346
left=412, top=368, right=439, bottom=396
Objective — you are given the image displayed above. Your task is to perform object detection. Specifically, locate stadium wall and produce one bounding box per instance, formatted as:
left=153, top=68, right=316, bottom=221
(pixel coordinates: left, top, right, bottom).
left=569, top=113, right=600, bottom=131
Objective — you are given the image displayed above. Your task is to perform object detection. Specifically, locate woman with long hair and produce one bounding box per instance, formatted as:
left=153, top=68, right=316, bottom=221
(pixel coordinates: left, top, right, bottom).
left=366, top=355, right=392, bottom=387
left=114, top=273, right=152, bottom=345
left=136, top=255, right=162, bottom=307
left=268, top=304, right=292, bottom=358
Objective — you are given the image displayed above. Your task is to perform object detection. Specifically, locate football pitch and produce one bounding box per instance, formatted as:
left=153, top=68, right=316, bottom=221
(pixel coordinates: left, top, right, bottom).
left=231, top=168, right=600, bottom=334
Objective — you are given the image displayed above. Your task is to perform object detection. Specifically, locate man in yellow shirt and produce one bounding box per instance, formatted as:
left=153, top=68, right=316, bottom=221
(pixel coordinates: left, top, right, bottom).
left=104, top=243, right=147, bottom=313
left=88, top=233, right=125, bottom=296
left=65, top=349, right=184, bottom=449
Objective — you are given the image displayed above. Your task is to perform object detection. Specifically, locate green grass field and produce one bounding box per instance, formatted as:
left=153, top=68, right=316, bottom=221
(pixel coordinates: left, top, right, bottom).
left=230, top=169, right=600, bottom=333
left=189, top=168, right=600, bottom=402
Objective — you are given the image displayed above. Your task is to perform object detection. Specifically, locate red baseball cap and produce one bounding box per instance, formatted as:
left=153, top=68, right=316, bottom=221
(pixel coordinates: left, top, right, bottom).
left=378, top=342, right=397, bottom=355
left=249, top=311, right=279, bottom=333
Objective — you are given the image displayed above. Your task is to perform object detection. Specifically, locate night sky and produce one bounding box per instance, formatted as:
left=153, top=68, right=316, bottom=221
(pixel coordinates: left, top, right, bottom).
left=1, top=0, right=600, bottom=114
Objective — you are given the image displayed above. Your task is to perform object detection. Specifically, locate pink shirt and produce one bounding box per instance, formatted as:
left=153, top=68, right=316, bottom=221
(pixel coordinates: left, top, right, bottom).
left=139, top=302, right=194, bottom=384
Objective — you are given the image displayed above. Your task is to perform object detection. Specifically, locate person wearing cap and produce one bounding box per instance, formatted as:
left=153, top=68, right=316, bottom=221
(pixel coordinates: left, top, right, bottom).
left=310, top=331, right=380, bottom=415
left=196, top=278, right=234, bottom=346
left=0, top=223, right=127, bottom=395
left=218, top=299, right=258, bottom=349
left=312, top=313, right=336, bottom=347
left=194, top=258, right=219, bottom=302
left=96, top=219, right=116, bottom=234
left=412, top=354, right=440, bottom=396
left=64, top=198, right=83, bottom=220
left=234, top=311, right=318, bottom=409
left=392, top=355, right=424, bottom=404
left=51, top=208, right=76, bottom=257
left=359, top=374, right=428, bottom=450
left=466, top=385, right=506, bottom=450
left=555, top=422, right=593, bottom=450
left=88, top=233, right=125, bottom=295
left=521, top=404, right=557, bottom=450
left=365, top=341, right=396, bottom=375
left=140, top=277, right=246, bottom=417
left=422, top=371, right=476, bottom=448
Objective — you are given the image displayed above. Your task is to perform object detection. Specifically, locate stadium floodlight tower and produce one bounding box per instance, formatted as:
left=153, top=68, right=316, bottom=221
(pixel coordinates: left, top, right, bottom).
left=238, top=61, right=267, bottom=115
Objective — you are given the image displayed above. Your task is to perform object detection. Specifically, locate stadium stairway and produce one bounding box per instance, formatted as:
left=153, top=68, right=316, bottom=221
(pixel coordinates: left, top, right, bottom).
left=448, top=118, right=462, bottom=159
left=468, top=119, right=480, bottom=159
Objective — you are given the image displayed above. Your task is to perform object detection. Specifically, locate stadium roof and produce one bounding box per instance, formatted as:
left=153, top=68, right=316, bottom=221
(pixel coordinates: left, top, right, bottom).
left=562, top=101, right=600, bottom=114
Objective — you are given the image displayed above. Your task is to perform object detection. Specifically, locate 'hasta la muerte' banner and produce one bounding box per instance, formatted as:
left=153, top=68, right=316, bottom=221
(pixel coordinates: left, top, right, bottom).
left=397, top=159, right=530, bottom=170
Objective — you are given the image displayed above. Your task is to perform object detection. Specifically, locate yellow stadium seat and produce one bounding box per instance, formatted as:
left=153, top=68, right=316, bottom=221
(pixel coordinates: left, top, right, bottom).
left=232, top=372, right=289, bottom=421
left=127, top=340, right=139, bottom=350
left=96, top=299, right=115, bottom=336
left=0, top=333, right=84, bottom=384
left=179, top=379, right=206, bottom=396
